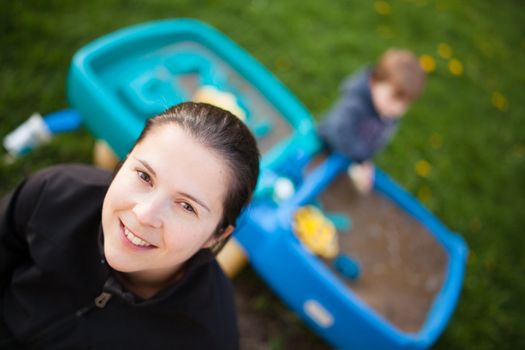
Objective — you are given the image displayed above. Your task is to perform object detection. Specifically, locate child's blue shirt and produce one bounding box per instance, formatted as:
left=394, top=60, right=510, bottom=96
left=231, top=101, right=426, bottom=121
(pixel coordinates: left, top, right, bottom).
left=318, top=68, right=399, bottom=162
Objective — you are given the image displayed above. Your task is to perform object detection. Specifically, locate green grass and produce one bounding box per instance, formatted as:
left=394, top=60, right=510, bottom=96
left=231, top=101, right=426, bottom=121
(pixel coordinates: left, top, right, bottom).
left=1, top=0, right=524, bottom=348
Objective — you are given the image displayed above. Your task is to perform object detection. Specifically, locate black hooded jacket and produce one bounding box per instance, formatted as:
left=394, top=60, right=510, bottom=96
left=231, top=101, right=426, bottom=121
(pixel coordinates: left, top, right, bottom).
left=0, top=164, right=238, bottom=349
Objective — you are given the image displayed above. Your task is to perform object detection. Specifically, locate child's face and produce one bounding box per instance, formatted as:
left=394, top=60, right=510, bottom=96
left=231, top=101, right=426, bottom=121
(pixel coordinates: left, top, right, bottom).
left=101, top=124, right=232, bottom=283
left=371, top=81, right=410, bottom=119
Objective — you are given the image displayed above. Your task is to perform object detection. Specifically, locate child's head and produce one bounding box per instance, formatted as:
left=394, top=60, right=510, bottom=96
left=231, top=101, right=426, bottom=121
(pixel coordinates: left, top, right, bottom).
left=370, top=49, right=426, bottom=119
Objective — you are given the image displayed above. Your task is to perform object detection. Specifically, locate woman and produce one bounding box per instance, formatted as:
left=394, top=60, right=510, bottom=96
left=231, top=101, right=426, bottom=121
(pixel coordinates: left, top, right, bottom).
left=0, top=102, right=260, bottom=349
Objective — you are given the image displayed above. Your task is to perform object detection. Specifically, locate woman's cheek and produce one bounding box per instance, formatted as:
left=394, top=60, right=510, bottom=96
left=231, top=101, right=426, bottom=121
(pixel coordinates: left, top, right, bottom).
left=166, top=220, right=210, bottom=248
left=114, top=175, right=139, bottom=199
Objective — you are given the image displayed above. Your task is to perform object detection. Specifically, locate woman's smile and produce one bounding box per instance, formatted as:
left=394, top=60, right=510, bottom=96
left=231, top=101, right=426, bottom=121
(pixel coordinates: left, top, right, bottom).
left=119, top=219, right=157, bottom=249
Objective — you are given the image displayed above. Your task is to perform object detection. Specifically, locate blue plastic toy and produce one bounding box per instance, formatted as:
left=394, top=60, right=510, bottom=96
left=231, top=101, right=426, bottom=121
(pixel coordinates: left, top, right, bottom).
left=326, top=212, right=352, bottom=233
left=65, top=19, right=468, bottom=350
left=334, top=254, right=361, bottom=281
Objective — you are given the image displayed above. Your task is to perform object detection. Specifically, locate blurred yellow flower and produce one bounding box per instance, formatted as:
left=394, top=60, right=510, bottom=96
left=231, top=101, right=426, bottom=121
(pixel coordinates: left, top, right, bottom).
left=492, top=91, right=508, bottom=111
left=417, top=185, right=432, bottom=203
left=374, top=1, right=391, bottom=15
left=419, top=54, right=436, bottom=73
left=437, top=43, right=452, bottom=59
left=448, top=58, right=463, bottom=75
left=415, top=159, right=432, bottom=177
left=430, top=133, right=443, bottom=149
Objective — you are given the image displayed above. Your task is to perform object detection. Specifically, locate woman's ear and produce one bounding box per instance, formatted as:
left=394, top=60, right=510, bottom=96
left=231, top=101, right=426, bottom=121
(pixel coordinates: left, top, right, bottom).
left=221, top=225, right=235, bottom=239
left=203, top=225, right=235, bottom=248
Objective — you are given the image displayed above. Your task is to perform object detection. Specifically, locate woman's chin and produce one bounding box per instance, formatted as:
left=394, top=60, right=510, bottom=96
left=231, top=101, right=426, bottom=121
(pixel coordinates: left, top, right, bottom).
left=103, top=244, right=135, bottom=273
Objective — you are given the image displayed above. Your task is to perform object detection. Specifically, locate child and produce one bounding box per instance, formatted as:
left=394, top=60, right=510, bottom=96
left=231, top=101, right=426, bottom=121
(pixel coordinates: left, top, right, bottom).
left=318, top=49, right=426, bottom=193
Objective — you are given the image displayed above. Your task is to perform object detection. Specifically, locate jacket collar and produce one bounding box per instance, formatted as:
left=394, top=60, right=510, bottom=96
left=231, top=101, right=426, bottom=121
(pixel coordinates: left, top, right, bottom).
left=96, top=226, right=215, bottom=305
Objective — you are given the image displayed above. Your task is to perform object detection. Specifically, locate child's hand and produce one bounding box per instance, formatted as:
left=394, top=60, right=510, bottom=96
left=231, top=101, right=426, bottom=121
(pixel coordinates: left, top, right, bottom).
left=347, top=161, right=375, bottom=194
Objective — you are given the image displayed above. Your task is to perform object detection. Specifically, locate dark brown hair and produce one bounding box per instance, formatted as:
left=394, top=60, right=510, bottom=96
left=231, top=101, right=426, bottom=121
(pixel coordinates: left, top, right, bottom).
left=371, top=48, right=426, bottom=101
left=134, top=102, right=260, bottom=253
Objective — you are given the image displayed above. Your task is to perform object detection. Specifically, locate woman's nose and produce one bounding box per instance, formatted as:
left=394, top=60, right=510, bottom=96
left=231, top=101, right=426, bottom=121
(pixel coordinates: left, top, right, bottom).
left=132, top=199, right=163, bottom=229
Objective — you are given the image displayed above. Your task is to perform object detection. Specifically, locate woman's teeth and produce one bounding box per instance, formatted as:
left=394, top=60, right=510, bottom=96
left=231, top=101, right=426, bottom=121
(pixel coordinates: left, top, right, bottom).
left=124, top=226, right=153, bottom=247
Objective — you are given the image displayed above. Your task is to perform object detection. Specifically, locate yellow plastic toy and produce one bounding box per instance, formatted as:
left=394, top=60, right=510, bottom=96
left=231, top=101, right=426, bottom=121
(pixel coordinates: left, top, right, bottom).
left=293, top=205, right=339, bottom=259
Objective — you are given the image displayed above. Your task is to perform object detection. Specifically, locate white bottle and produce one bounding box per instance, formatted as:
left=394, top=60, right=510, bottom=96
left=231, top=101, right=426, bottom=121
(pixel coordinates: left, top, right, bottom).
left=3, top=113, right=51, bottom=157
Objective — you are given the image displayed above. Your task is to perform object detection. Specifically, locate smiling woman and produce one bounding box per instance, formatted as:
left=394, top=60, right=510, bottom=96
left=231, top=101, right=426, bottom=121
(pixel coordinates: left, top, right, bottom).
left=0, top=102, right=260, bottom=349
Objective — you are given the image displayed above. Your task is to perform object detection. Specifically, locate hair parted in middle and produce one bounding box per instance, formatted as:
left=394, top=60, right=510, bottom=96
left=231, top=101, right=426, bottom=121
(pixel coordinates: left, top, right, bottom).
left=133, top=102, right=261, bottom=252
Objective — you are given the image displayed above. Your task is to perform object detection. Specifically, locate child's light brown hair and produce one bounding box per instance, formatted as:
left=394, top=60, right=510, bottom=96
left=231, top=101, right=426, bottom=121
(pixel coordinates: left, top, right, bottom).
left=371, top=49, right=426, bottom=101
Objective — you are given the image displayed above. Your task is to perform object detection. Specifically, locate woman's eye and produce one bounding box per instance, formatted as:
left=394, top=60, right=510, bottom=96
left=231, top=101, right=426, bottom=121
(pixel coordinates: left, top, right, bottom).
left=137, top=170, right=151, bottom=184
left=180, top=202, right=195, bottom=213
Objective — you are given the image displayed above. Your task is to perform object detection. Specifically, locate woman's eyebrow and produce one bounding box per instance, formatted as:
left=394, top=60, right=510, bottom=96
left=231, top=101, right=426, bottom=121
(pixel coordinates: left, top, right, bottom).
left=179, top=192, right=211, bottom=213
left=135, top=157, right=157, bottom=177
left=134, top=156, right=211, bottom=213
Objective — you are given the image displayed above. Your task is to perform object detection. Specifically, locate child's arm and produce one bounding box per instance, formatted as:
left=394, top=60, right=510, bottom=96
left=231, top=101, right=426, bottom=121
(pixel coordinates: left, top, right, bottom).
left=348, top=160, right=375, bottom=194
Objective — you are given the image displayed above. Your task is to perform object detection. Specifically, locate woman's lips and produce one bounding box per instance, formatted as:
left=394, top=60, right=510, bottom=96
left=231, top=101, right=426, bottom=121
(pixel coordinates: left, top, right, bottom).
left=119, top=220, right=156, bottom=249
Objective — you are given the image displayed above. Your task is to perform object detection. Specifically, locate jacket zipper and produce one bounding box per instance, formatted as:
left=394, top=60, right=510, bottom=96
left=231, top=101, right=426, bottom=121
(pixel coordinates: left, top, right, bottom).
left=27, top=291, right=113, bottom=346
left=94, top=291, right=112, bottom=308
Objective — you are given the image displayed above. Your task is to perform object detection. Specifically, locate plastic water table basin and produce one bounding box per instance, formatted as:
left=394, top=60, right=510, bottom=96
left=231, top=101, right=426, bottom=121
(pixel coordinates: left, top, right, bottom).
left=235, top=152, right=467, bottom=349
left=68, top=19, right=320, bottom=170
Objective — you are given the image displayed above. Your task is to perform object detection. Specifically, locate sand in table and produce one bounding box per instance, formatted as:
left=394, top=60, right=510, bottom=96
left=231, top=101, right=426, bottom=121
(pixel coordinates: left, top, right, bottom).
left=319, top=173, right=448, bottom=333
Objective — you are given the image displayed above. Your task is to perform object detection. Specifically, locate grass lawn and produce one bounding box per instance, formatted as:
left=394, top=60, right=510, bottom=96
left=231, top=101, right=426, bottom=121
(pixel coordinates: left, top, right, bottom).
left=1, top=0, right=524, bottom=348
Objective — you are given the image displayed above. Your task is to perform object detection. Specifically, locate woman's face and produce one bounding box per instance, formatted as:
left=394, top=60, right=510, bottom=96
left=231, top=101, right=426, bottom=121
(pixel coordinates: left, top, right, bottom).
left=101, top=124, right=232, bottom=282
